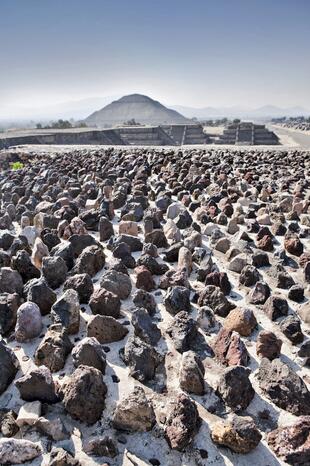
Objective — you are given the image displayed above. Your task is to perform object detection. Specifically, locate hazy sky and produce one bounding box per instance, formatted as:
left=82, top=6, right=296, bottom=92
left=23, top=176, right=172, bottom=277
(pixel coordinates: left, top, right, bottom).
left=1, top=0, right=309, bottom=118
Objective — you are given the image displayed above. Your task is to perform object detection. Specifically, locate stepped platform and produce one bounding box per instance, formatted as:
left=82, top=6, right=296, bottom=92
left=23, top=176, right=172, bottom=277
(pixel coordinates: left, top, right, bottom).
left=0, top=124, right=208, bottom=148
left=161, top=124, right=208, bottom=145
left=217, top=122, right=279, bottom=145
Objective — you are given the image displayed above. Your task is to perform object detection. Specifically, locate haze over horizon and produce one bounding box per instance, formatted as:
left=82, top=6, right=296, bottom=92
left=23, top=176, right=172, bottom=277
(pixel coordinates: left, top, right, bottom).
left=1, top=0, right=309, bottom=120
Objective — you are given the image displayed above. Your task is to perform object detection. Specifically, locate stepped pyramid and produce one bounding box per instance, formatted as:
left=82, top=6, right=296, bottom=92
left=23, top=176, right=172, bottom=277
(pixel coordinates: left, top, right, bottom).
left=217, top=122, right=279, bottom=145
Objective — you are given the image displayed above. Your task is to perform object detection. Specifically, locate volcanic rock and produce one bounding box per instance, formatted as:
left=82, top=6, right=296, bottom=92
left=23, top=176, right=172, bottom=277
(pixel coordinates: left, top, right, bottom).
left=216, top=366, right=254, bottom=411
left=42, top=256, right=68, bottom=289
left=35, top=324, right=73, bottom=372
left=89, top=288, right=121, bottom=318
left=0, top=341, right=19, bottom=395
left=24, top=278, right=57, bottom=315
left=213, top=328, right=249, bottom=367
left=51, top=289, right=80, bottom=334
left=256, top=330, right=282, bottom=360
left=165, top=393, right=200, bottom=451
left=131, top=307, right=161, bottom=345
left=113, top=386, right=155, bottom=432
left=100, top=270, right=132, bottom=299
left=267, top=417, right=310, bottom=465
left=164, top=286, right=191, bottom=315
left=15, top=366, right=59, bottom=403
left=71, top=337, right=106, bottom=373
left=211, top=415, right=262, bottom=453
left=0, top=293, right=19, bottom=336
left=87, top=314, right=128, bottom=343
left=0, top=439, right=42, bottom=465
left=179, top=350, right=205, bottom=395
left=61, top=365, right=107, bottom=424
left=257, top=358, right=310, bottom=415
left=63, top=273, right=94, bottom=304
left=121, top=335, right=161, bottom=382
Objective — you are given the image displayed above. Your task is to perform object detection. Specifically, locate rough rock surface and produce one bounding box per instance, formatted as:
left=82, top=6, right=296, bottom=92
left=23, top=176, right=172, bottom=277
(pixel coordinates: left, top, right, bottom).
left=211, top=415, right=262, bottom=453
left=61, top=365, right=107, bottom=424
left=0, top=438, right=42, bottom=464
left=165, top=393, right=201, bottom=451
left=71, top=337, right=106, bottom=373
left=122, top=335, right=161, bottom=381
left=256, top=330, right=282, bottom=360
left=113, top=386, right=155, bottom=432
left=257, top=358, right=310, bottom=415
left=89, top=287, right=121, bottom=317
left=87, top=314, right=128, bottom=343
left=15, top=366, right=59, bottom=403
left=213, top=328, right=249, bottom=366
left=51, top=289, right=80, bottom=334
left=35, top=324, right=73, bottom=372
left=267, top=417, right=310, bottom=465
left=179, top=350, right=205, bottom=395
left=216, top=366, right=255, bottom=411
left=0, top=341, right=19, bottom=395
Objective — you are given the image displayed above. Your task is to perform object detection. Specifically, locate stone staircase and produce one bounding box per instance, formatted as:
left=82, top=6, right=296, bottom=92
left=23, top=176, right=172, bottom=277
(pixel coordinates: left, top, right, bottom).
left=161, top=124, right=207, bottom=145
left=161, top=125, right=185, bottom=144
left=183, top=124, right=208, bottom=144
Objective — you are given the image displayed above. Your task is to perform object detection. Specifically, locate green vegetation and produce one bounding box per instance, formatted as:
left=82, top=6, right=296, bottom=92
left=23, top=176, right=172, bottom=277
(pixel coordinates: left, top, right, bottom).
left=11, top=161, right=24, bottom=170
left=36, top=119, right=88, bottom=129
left=123, top=118, right=140, bottom=126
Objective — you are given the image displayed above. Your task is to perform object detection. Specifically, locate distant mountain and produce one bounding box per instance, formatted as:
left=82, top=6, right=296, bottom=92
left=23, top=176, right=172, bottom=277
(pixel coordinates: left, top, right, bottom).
left=85, top=94, right=191, bottom=127
left=171, top=105, right=310, bottom=120
left=0, top=95, right=120, bottom=122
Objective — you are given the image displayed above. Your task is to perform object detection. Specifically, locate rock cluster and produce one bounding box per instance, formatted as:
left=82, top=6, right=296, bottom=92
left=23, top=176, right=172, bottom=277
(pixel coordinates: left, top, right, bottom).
left=0, top=145, right=310, bottom=465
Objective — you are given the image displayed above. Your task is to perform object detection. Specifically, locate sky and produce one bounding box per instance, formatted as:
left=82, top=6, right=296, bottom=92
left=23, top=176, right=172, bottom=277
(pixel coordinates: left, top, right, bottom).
left=0, top=0, right=309, bottom=119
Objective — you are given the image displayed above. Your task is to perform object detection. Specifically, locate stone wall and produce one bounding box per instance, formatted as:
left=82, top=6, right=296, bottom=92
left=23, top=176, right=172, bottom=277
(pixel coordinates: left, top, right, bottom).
left=0, top=125, right=209, bottom=148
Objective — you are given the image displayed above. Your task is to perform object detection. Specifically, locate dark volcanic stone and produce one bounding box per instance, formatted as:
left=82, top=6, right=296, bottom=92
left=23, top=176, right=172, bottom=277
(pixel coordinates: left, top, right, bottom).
left=11, top=250, right=40, bottom=283
left=71, top=337, right=107, bottom=373
left=0, top=292, right=19, bottom=336
left=267, top=417, right=310, bottom=465
left=42, top=256, right=68, bottom=289
left=24, top=278, right=57, bottom=316
left=198, top=285, right=235, bottom=317
left=87, top=314, right=128, bottom=343
left=121, top=335, right=161, bottom=382
left=0, top=341, right=19, bottom=395
left=15, top=365, right=59, bottom=403
left=131, top=307, right=161, bottom=345
left=61, top=365, right=107, bottom=425
left=216, top=366, right=254, bottom=412
left=205, top=271, right=231, bottom=295
left=132, top=289, right=157, bottom=315
left=100, top=270, right=132, bottom=300
left=89, top=288, right=121, bottom=318
left=165, top=393, right=200, bottom=451
left=164, top=286, right=191, bottom=315
left=263, top=295, right=288, bottom=320
left=64, top=273, right=94, bottom=304
left=280, top=315, right=304, bottom=344
left=35, top=324, right=73, bottom=372
left=257, top=358, right=310, bottom=415
left=166, top=311, right=198, bottom=353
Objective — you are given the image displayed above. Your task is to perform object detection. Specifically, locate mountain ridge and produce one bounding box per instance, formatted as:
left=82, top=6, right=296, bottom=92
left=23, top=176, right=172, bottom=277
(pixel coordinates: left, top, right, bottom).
left=171, top=104, right=310, bottom=119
